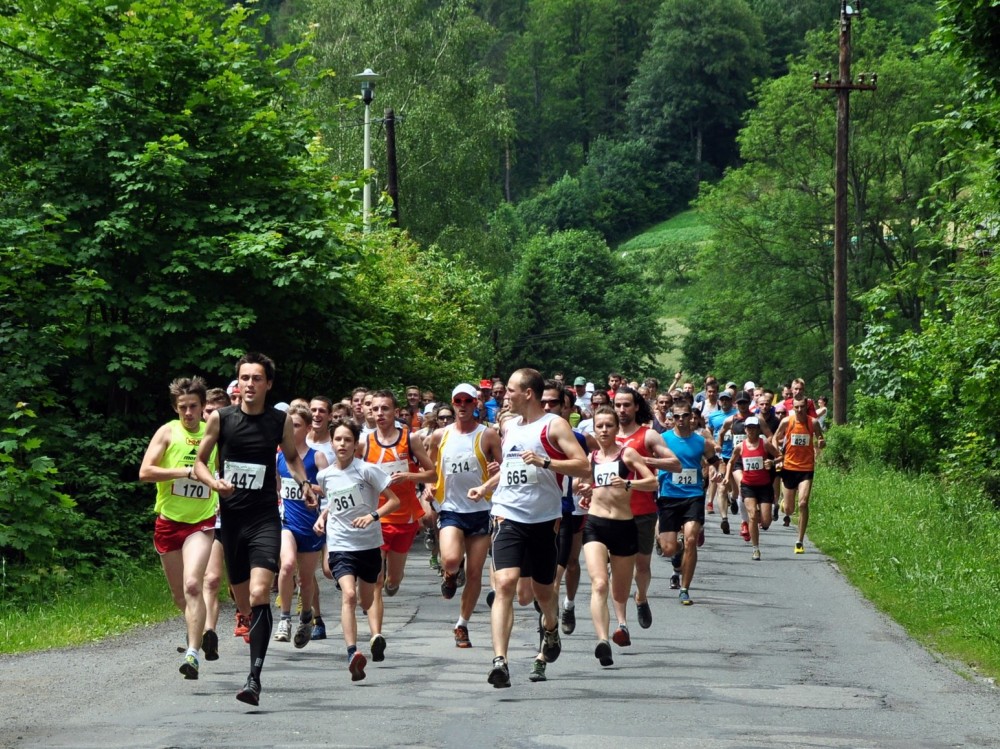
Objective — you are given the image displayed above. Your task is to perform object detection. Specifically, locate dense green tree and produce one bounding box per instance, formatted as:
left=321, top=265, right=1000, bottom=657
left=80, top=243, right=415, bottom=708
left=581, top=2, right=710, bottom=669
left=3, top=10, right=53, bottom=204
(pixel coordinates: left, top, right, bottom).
left=492, top=229, right=666, bottom=378
left=684, top=24, right=962, bottom=390
left=293, top=0, right=513, bottom=244
left=627, top=0, right=769, bottom=186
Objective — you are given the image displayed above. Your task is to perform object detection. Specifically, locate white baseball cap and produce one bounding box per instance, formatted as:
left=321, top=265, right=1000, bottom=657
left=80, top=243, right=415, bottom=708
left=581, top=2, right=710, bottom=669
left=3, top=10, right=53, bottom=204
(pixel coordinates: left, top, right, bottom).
left=585, top=382, right=595, bottom=393
left=744, top=381, right=757, bottom=392
left=451, top=383, right=478, bottom=400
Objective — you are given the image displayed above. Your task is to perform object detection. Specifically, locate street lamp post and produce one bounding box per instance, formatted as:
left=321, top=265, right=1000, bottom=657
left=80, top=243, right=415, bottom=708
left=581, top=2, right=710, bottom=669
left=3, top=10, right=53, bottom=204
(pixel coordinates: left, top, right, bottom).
left=354, top=68, right=379, bottom=231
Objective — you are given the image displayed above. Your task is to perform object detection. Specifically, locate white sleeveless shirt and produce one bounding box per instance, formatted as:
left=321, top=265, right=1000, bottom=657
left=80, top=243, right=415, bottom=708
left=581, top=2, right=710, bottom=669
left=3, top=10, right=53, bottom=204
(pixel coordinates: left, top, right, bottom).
left=491, top=412, right=564, bottom=523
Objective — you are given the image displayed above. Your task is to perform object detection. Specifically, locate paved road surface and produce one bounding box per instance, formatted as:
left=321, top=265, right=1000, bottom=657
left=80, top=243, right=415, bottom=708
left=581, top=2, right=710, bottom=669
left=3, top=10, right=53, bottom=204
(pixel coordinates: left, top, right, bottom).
left=2, top=520, right=997, bottom=748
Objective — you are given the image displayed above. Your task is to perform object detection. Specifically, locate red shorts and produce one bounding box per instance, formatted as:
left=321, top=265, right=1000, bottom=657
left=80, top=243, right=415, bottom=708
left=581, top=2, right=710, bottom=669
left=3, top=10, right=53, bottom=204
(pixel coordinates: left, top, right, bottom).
left=154, top=515, right=217, bottom=555
left=380, top=521, right=420, bottom=555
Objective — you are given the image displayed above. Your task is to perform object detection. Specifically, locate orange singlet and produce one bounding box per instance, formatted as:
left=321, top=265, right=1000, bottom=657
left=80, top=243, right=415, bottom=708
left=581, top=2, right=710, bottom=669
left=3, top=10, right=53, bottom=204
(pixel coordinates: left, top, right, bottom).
left=782, top=413, right=816, bottom=472
left=364, top=427, right=426, bottom=524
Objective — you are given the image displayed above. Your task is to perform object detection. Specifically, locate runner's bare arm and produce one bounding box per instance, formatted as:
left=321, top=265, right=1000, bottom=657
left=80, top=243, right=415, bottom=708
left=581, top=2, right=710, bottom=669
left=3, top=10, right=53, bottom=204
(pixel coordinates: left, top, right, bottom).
left=194, top=411, right=231, bottom=495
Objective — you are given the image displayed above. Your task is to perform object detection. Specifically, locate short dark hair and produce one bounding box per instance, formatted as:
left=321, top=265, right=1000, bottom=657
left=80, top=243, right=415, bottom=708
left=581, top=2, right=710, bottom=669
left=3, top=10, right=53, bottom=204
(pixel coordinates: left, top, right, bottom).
left=513, top=368, right=544, bottom=400
left=593, top=405, right=619, bottom=426
left=543, top=378, right=564, bottom=396
left=331, top=417, right=361, bottom=442
left=168, top=376, right=207, bottom=408
left=205, top=387, right=228, bottom=407
left=370, top=388, right=397, bottom=407
left=236, top=351, right=275, bottom=382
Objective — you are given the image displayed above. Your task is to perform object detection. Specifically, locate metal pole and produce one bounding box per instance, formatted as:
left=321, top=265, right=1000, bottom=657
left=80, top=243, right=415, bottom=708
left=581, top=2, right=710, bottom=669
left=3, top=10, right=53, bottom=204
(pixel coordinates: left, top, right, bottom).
left=363, top=100, right=372, bottom=231
left=385, top=108, right=399, bottom=226
left=833, top=5, right=850, bottom=425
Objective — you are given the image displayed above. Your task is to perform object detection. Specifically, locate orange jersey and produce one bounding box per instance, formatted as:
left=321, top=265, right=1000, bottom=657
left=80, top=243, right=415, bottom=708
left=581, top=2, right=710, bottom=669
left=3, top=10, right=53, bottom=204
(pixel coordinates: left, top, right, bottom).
left=364, top=427, right=426, bottom=524
left=782, top=413, right=816, bottom=471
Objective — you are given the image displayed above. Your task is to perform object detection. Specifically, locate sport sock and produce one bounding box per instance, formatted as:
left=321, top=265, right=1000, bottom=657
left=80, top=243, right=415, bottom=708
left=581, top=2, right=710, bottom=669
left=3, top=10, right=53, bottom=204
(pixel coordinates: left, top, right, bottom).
left=248, top=603, right=273, bottom=680
left=299, top=609, right=313, bottom=624
left=738, top=497, right=749, bottom=523
left=456, top=616, right=469, bottom=628
left=563, top=597, right=574, bottom=610
left=347, top=644, right=357, bottom=662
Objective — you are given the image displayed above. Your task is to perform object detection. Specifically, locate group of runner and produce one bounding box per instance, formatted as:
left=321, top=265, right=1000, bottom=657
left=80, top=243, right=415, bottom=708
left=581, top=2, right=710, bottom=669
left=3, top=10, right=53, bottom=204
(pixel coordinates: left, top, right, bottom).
left=140, top=355, right=825, bottom=702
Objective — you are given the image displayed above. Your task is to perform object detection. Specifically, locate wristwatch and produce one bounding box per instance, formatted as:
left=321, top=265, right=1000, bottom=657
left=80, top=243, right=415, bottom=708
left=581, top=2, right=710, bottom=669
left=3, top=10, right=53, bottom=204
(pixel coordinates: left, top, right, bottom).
left=370, top=511, right=379, bottom=521
left=625, top=480, right=632, bottom=491
left=543, top=456, right=552, bottom=470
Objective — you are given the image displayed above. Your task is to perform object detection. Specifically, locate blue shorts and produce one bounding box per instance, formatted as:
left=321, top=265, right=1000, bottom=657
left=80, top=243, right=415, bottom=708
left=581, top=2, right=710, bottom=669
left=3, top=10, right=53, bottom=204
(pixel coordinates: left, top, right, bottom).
left=283, top=526, right=326, bottom=554
left=437, top=509, right=491, bottom=537
left=328, top=548, right=382, bottom=584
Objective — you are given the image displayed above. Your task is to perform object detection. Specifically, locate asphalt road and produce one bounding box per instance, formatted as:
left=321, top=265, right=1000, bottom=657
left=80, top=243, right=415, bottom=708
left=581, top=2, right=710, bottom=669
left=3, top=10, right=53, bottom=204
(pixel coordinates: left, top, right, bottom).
left=2, top=519, right=997, bottom=749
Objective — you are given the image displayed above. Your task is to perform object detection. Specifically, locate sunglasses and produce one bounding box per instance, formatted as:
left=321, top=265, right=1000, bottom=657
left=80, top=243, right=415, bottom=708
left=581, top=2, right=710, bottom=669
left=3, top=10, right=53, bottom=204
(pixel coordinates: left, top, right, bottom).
left=540, top=398, right=562, bottom=406
left=438, top=413, right=455, bottom=421
left=453, top=397, right=475, bottom=405
left=673, top=412, right=692, bottom=419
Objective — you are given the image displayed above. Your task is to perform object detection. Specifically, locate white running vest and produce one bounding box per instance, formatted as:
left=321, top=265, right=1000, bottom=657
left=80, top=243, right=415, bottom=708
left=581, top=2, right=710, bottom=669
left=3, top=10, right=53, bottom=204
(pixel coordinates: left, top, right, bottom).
left=491, top=412, right=563, bottom=523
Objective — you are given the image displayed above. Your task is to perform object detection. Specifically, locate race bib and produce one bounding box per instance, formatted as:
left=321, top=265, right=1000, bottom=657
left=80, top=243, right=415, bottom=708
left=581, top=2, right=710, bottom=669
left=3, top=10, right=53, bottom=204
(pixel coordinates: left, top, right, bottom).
left=171, top=478, right=211, bottom=500
left=733, top=434, right=747, bottom=448
left=376, top=459, right=408, bottom=479
left=742, top=456, right=763, bottom=472
left=224, top=460, right=267, bottom=491
left=446, top=452, right=477, bottom=476
left=672, top=468, right=698, bottom=486
left=790, top=433, right=810, bottom=447
left=593, top=461, right=621, bottom=487
left=326, top=483, right=361, bottom=514
left=499, top=457, right=538, bottom=487
left=280, top=477, right=303, bottom=502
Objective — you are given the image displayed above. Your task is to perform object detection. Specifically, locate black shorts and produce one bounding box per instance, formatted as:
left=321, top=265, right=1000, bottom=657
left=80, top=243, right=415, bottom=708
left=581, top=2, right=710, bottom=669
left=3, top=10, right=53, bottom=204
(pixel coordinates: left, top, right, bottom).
left=656, top=496, right=705, bottom=535
left=741, top=483, right=774, bottom=503
left=634, top=512, right=657, bottom=556
left=491, top=516, right=559, bottom=586
left=219, top=507, right=281, bottom=585
left=556, top=511, right=586, bottom=568
left=583, top=515, right=638, bottom=557
left=781, top=470, right=814, bottom=491
left=328, top=548, right=382, bottom=584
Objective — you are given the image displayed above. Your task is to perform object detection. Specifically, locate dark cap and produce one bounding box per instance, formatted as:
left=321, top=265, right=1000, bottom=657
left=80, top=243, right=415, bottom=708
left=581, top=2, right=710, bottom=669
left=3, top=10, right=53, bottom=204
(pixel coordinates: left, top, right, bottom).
left=735, top=391, right=751, bottom=403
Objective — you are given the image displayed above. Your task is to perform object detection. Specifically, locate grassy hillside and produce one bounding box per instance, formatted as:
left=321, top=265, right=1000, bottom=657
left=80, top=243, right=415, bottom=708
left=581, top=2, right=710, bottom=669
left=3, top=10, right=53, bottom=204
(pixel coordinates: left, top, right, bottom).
left=619, top=209, right=714, bottom=373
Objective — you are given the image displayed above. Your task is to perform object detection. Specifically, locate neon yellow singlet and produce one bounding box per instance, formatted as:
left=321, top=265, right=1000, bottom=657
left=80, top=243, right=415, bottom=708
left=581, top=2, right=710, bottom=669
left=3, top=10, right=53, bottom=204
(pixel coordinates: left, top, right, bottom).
left=154, top=421, right=218, bottom=524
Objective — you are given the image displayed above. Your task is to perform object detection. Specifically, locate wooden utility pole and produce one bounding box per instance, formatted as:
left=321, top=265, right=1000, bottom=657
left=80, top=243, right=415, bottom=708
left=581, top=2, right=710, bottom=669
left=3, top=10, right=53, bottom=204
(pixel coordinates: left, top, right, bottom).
left=812, top=1, right=876, bottom=425
left=384, top=108, right=399, bottom=226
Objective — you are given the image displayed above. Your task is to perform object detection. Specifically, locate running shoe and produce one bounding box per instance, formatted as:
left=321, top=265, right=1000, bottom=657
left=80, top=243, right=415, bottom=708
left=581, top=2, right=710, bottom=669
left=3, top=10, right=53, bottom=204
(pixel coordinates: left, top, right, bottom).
left=595, top=640, right=614, bottom=667
left=720, top=517, right=730, bottom=535
left=529, top=659, right=547, bottom=682
left=202, top=629, right=219, bottom=661
left=740, top=521, right=751, bottom=542
left=370, top=633, right=387, bottom=662
left=486, top=589, right=496, bottom=608
left=311, top=621, right=327, bottom=640
left=783, top=514, right=791, bottom=527
left=655, top=542, right=664, bottom=557
left=541, top=625, right=562, bottom=663
left=293, top=619, right=312, bottom=649
left=706, top=501, right=714, bottom=514
left=429, top=553, right=439, bottom=569
left=729, top=498, right=739, bottom=514
left=697, top=528, right=705, bottom=547
left=679, top=589, right=692, bottom=605
left=384, top=581, right=400, bottom=597
left=561, top=606, right=576, bottom=635
left=612, top=624, right=631, bottom=647
left=454, top=625, right=472, bottom=648
left=456, top=561, right=466, bottom=588
left=179, top=653, right=199, bottom=680
left=234, top=612, right=250, bottom=641
left=752, top=548, right=761, bottom=561
left=349, top=651, right=367, bottom=682
left=488, top=656, right=511, bottom=688
left=274, top=618, right=291, bottom=642
left=441, top=573, right=458, bottom=600
left=636, top=599, right=652, bottom=629
left=794, top=542, right=805, bottom=554
left=669, top=574, right=681, bottom=590
left=236, top=674, right=261, bottom=706
left=424, top=529, right=435, bottom=551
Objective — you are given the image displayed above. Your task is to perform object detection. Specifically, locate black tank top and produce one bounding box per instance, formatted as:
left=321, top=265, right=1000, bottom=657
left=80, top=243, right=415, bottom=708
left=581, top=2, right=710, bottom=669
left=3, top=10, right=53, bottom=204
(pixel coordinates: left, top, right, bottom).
left=218, top=405, right=286, bottom=515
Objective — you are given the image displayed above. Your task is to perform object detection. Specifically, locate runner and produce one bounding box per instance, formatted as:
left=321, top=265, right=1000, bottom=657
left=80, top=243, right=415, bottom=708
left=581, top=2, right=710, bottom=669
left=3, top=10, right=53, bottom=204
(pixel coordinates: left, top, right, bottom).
left=200, top=386, right=230, bottom=660
left=656, top=402, right=723, bottom=605
left=428, top=383, right=502, bottom=648
left=717, top=390, right=771, bottom=541
left=579, top=406, right=657, bottom=666
left=725, top=416, right=780, bottom=560
left=706, top=390, right=736, bottom=525
left=773, top=397, right=826, bottom=553
left=468, top=368, right=590, bottom=687
left=362, top=389, right=437, bottom=663
left=139, top=377, right=218, bottom=680
left=273, top=404, right=327, bottom=647
left=193, top=352, right=317, bottom=706
left=305, top=396, right=336, bottom=640
left=613, top=386, right=680, bottom=631
left=403, top=385, right=424, bottom=430
left=314, top=419, right=402, bottom=682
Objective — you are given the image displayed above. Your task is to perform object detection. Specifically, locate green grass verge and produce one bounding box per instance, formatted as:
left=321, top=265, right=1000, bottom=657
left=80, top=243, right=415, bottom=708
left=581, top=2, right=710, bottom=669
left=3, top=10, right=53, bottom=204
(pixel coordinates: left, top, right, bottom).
left=0, top=564, right=178, bottom=654
left=810, top=463, right=1000, bottom=679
